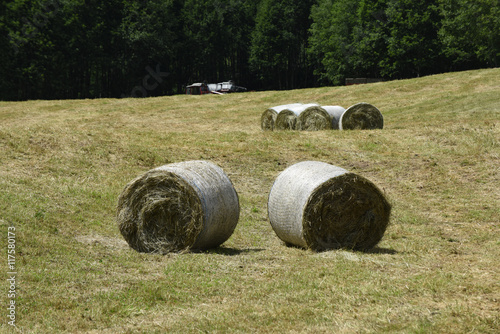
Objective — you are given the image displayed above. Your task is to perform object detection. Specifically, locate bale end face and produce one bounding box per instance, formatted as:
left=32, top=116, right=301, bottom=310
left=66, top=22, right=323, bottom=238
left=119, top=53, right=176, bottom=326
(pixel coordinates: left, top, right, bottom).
left=298, top=106, right=333, bottom=131
left=340, top=102, right=384, bottom=130
left=117, top=161, right=239, bottom=254
left=261, top=109, right=278, bottom=131
left=117, top=170, right=203, bottom=254
left=302, top=173, right=391, bottom=251
left=275, top=110, right=299, bottom=130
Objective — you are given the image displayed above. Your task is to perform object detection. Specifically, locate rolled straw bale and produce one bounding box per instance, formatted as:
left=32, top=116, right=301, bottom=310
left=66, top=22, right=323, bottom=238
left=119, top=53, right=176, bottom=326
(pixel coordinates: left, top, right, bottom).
left=268, top=161, right=391, bottom=251
left=275, top=103, right=319, bottom=130
left=117, top=160, right=240, bottom=253
left=340, top=102, right=384, bottom=130
left=261, top=103, right=302, bottom=131
left=298, top=105, right=333, bottom=131
left=322, top=105, right=346, bottom=130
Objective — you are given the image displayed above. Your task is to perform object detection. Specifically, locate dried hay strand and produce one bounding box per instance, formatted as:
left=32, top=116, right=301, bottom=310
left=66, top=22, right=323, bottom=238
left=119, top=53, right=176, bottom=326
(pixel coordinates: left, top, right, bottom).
left=322, top=105, right=346, bottom=130
left=340, top=102, right=384, bottom=130
left=268, top=161, right=391, bottom=251
left=117, top=160, right=240, bottom=254
left=275, top=103, right=319, bottom=130
left=298, top=106, right=333, bottom=131
left=261, top=103, right=302, bottom=131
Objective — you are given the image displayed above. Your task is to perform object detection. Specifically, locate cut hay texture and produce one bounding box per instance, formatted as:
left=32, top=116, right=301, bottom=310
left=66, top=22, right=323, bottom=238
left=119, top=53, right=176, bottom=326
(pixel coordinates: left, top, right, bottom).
left=267, top=161, right=391, bottom=251
left=275, top=103, right=319, bottom=130
left=299, top=105, right=347, bottom=131
left=298, top=106, right=332, bottom=131
left=340, top=102, right=384, bottom=130
left=117, top=160, right=240, bottom=254
left=322, top=105, right=347, bottom=130
left=261, top=103, right=302, bottom=131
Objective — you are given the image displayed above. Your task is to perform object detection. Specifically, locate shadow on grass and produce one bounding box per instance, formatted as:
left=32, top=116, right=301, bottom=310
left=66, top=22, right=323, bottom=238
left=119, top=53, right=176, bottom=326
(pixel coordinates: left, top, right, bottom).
left=361, top=246, right=398, bottom=255
left=284, top=242, right=398, bottom=255
left=195, top=246, right=265, bottom=256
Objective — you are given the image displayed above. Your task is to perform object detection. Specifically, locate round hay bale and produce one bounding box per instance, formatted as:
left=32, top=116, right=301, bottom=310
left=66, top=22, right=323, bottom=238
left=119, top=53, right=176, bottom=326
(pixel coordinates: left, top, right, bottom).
left=275, top=103, right=319, bottom=130
left=117, top=160, right=240, bottom=254
left=268, top=161, right=391, bottom=251
left=322, top=105, right=346, bottom=130
left=340, top=102, right=384, bottom=130
left=261, top=104, right=302, bottom=131
left=298, top=106, right=334, bottom=131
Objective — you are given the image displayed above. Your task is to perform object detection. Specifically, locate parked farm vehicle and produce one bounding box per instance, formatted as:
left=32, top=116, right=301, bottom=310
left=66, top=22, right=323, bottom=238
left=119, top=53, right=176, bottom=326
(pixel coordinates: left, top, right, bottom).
left=185, top=83, right=210, bottom=95
left=186, top=80, right=246, bottom=95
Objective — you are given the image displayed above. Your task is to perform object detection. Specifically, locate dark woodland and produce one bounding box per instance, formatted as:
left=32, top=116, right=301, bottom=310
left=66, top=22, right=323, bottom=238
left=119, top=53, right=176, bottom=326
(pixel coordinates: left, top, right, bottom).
left=1, top=0, right=498, bottom=100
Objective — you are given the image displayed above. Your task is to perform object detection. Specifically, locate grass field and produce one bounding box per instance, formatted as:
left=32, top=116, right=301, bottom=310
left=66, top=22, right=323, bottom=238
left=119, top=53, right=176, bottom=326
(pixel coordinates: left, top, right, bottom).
left=1, top=68, right=499, bottom=333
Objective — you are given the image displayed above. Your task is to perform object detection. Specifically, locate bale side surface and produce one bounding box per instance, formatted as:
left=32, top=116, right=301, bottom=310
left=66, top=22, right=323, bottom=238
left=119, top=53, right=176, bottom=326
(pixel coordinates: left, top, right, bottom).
left=340, top=102, right=384, bottom=130
left=298, top=106, right=333, bottom=131
left=268, top=161, right=348, bottom=248
left=268, top=161, right=391, bottom=251
left=261, top=104, right=302, bottom=131
left=117, top=160, right=239, bottom=253
left=322, top=105, right=346, bottom=130
left=275, top=103, right=319, bottom=130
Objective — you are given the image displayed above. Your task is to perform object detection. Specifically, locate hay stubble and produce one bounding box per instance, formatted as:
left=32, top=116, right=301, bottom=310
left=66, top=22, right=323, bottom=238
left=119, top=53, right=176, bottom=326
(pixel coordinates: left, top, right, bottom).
left=1, top=68, right=498, bottom=333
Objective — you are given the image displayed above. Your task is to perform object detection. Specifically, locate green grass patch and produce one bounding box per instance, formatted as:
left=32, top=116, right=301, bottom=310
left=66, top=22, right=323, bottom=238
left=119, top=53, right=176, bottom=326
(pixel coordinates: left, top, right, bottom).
left=0, top=68, right=499, bottom=333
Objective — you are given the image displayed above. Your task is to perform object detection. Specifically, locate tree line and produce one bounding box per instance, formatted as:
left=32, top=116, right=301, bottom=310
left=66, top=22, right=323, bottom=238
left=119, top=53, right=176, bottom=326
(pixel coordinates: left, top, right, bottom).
left=1, top=0, right=498, bottom=101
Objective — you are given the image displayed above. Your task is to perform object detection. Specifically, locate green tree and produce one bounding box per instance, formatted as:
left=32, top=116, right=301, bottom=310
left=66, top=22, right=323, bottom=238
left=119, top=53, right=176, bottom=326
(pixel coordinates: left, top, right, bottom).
left=381, top=0, right=444, bottom=78
left=179, top=0, right=257, bottom=88
left=120, top=0, right=184, bottom=96
left=308, top=0, right=360, bottom=85
left=2, top=0, right=60, bottom=99
left=439, top=0, right=500, bottom=70
left=250, top=0, right=314, bottom=90
left=1, top=0, right=129, bottom=99
left=0, top=1, right=19, bottom=100
left=350, top=0, right=388, bottom=78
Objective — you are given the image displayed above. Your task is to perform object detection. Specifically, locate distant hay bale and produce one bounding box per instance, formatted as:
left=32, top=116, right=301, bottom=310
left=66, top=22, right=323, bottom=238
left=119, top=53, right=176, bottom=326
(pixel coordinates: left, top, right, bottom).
left=274, top=109, right=297, bottom=130
left=322, top=106, right=346, bottom=130
left=268, top=161, right=391, bottom=251
left=275, top=103, right=319, bottom=130
left=117, top=160, right=240, bottom=254
left=340, top=102, right=384, bottom=130
left=298, top=106, right=333, bottom=131
left=261, top=103, right=302, bottom=131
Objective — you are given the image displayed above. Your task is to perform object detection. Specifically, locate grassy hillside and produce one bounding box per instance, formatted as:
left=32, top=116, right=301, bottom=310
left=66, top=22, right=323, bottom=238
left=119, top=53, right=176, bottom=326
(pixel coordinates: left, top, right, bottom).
left=1, top=68, right=499, bottom=333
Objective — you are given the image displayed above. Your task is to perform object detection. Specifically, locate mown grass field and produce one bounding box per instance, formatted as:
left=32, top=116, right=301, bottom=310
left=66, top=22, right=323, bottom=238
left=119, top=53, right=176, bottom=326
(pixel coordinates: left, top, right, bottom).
left=0, top=68, right=499, bottom=333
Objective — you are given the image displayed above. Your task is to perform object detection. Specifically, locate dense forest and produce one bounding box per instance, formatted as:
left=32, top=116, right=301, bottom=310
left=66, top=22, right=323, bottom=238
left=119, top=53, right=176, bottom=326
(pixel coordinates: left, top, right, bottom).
left=1, top=0, right=498, bottom=100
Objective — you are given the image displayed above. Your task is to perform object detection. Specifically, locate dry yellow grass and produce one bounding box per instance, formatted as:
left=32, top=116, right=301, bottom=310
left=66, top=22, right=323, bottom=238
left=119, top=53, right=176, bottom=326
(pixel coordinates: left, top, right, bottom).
left=0, top=68, right=498, bottom=333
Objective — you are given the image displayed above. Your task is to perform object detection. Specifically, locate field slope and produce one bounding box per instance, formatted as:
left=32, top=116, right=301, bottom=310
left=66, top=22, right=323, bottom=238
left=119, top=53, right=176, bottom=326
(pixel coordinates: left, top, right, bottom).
left=1, top=68, right=499, bottom=333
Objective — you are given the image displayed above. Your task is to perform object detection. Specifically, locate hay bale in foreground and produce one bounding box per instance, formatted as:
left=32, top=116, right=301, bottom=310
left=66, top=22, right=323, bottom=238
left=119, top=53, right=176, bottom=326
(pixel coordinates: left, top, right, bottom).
left=117, top=160, right=240, bottom=253
left=275, top=103, right=319, bottom=130
left=340, top=102, right=384, bottom=130
left=298, top=105, right=334, bottom=131
left=261, top=103, right=302, bottom=131
left=268, top=161, right=391, bottom=251
left=322, top=105, right=346, bottom=130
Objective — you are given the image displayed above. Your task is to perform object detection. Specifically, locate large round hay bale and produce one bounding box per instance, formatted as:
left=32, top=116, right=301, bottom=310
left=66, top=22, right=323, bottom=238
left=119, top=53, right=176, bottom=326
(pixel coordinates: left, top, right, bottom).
left=268, top=161, right=391, bottom=251
left=322, top=105, right=346, bottom=130
left=261, top=103, right=302, bottom=131
left=275, top=103, right=319, bottom=130
left=298, top=106, right=334, bottom=131
left=340, top=102, right=384, bottom=130
left=117, top=160, right=240, bottom=253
